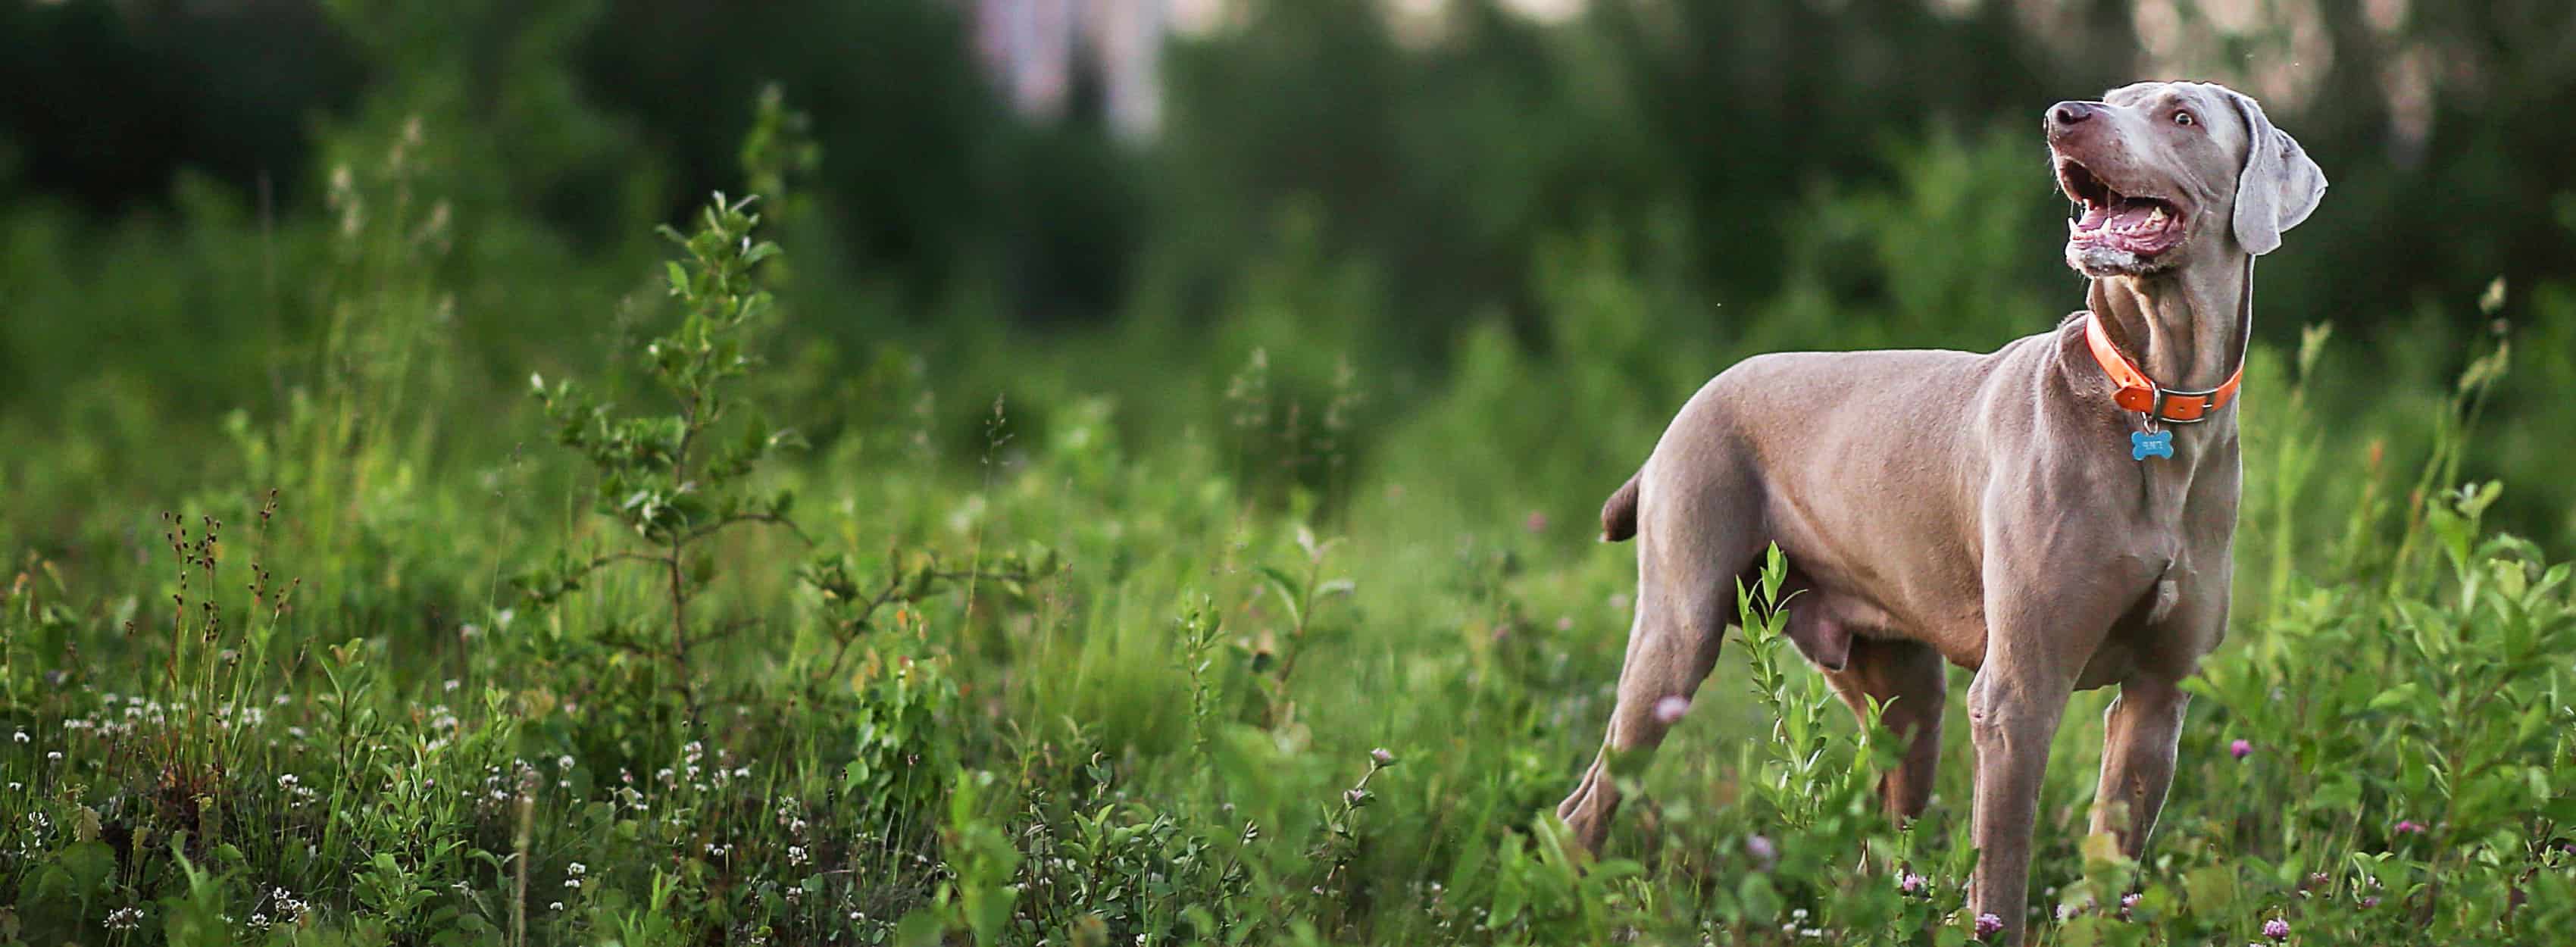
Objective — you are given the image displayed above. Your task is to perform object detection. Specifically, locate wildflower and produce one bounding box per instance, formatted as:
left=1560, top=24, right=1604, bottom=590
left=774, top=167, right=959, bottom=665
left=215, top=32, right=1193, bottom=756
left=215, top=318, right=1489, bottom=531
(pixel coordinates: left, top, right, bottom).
left=2262, top=917, right=2290, bottom=940
left=1899, top=872, right=1927, bottom=895
left=1371, top=748, right=1398, bottom=767
left=278, top=774, right=300, bottom=789
left=549, top=902, right=564, bottom=911
left=2230, top=739, right=2252, bottom=760
left=107, top=907, right=144, bottom=930
left=2393, top=820, right=2427, bottom=834
left=567, top=861, right=586, bottom=877
left=2359, top=895, right=2381, bottom=909
left=46, top=751, right=62, bottom=762
left=558, top=755, right=575, bottom=770
left=1524, top=511, right=1550, bottom=533
left=1344, top=788, right=1373, bottom=808
left=1653, top=695, right=1690, bottom=725
left=1974, top=913, right=2005, bottom=939
left=1746, top=835, right=1777, bottom=867
left=2120, top=892, right=2141, bottom=908
left=11, top=730, right=25, bottom=743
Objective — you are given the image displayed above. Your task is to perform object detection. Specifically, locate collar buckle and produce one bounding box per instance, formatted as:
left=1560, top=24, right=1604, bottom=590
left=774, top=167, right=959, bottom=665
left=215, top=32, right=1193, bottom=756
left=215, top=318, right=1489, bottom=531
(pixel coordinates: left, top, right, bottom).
left=2149, top=385, right=2220, bottom=424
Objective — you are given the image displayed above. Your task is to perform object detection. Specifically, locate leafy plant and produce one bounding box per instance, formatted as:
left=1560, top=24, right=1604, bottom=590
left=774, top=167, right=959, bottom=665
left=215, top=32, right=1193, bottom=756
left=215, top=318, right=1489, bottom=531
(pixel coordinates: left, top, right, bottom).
left=521, top=192, right=807, bottom=724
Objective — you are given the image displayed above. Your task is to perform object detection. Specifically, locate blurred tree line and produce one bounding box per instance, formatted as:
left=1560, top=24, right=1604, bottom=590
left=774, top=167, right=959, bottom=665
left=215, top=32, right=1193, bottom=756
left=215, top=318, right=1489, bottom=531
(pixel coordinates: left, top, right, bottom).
left=3, top=0, right=2572, bottom=539
left=8, top=0, right=2570, bottom=342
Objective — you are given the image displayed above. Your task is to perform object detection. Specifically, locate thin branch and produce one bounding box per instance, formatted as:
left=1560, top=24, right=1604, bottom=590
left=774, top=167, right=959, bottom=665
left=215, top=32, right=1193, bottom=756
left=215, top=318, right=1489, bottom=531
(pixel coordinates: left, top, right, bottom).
left=681, top=511, right=815, bottom=549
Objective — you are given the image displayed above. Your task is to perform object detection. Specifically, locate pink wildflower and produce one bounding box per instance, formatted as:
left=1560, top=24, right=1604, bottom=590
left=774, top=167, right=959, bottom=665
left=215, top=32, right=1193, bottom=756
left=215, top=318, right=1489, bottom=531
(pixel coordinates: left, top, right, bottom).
left=1974, top=913, right=2004, bottom=939
left=1652, top=695, right=1690, bottom=725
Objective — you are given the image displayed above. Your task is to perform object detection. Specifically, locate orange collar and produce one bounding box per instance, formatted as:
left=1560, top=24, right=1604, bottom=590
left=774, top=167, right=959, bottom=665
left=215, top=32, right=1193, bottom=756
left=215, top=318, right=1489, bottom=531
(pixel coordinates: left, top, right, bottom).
left=2082, top=314, right=2242, bottom=423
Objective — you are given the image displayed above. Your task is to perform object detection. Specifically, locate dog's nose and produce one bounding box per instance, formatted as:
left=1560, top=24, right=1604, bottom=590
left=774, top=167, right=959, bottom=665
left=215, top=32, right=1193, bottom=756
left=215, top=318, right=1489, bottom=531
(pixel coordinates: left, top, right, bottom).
left=2049, top=102, right=2096, bottom=127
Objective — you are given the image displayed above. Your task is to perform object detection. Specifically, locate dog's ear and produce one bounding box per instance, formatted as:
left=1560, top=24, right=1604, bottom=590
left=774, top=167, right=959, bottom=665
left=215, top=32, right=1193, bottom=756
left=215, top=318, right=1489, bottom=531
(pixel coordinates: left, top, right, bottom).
left=2224, top=89, right=2327, bottom=255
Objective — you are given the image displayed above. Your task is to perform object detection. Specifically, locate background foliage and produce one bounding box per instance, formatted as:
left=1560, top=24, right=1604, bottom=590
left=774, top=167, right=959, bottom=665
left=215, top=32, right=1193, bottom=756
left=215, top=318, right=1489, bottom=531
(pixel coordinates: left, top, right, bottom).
left=2, top=0, right=2571, bottom=943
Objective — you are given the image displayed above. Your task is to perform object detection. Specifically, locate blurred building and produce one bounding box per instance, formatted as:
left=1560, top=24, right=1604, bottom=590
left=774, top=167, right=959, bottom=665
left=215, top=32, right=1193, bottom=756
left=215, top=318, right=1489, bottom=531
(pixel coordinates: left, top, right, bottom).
left=968, top=0, right=1169, bottom=139
left=964, top=0, right=1592, bottom=138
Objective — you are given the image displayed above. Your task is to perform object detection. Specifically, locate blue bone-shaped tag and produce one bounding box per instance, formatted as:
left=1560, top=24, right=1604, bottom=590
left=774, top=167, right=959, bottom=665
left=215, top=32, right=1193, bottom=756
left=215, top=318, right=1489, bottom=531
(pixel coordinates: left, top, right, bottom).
left=2131, top=430, right=2174, bottom=461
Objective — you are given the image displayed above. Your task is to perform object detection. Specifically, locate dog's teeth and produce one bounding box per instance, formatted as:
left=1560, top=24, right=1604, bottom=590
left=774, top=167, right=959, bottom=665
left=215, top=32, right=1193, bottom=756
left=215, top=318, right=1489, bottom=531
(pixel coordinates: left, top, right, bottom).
left=2147, top=206, right=2168, bottom=226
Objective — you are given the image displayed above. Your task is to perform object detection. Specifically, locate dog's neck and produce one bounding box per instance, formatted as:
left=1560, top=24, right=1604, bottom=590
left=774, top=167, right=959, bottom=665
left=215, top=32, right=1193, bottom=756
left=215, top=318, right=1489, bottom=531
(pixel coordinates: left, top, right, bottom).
left=2084, top=255, right=2251, bottom=419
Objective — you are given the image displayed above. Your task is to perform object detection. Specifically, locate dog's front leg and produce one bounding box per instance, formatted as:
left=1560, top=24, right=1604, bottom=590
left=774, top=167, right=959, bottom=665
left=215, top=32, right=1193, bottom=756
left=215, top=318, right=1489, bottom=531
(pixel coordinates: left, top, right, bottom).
left=2090, top=673, right=2189, bottom=857
left=2092, top=579, right=2224, bottom=859
left=1965, top=661, right=2068, bottom=944
left=1965, top=580, right=2107, bottom=945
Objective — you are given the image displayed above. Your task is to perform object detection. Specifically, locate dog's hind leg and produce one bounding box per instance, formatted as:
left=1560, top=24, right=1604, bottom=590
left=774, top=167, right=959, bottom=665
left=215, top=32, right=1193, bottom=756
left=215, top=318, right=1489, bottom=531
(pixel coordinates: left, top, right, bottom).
left=1823, top=637, right=1950, bottom=820
left=1556, top=456, right=1765, bottom=855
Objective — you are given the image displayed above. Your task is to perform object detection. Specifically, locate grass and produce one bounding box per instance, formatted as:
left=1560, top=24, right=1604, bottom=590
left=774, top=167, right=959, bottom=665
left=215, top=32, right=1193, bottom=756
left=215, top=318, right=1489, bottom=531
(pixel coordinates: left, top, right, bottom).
left=2, top=108, right=2573, bottom=947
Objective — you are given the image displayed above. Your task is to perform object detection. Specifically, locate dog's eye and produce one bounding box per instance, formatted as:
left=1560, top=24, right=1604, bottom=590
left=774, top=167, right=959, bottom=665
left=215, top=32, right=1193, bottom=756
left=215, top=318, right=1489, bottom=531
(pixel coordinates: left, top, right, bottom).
left=2173, top=110, right=2196, bottom=127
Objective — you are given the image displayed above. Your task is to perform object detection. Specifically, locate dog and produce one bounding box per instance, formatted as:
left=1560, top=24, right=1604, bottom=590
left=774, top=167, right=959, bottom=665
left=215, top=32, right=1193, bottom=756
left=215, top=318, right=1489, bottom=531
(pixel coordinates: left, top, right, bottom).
left=1553, top=81, right=2325, bottom=943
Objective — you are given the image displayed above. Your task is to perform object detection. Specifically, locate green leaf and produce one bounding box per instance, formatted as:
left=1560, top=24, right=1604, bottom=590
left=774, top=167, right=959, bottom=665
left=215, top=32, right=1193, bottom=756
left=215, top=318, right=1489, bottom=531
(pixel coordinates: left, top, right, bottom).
left=58, top=841, right=116, bottom=895
left=2540, top=793, right=2576, bottom=826
left=2181, top=864, right=2236, bottom=914
left=1735, top=873, right=1782, bottom=924
left=1256, top=566, right=1305, bottom=629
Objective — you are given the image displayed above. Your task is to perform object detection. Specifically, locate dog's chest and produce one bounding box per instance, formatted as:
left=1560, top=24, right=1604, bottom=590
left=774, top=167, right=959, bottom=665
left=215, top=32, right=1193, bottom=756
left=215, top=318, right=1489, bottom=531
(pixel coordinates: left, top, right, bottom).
left=2075, top=558, right=2209, bottom=689
left=2143, top=571, right=2183, bottom=626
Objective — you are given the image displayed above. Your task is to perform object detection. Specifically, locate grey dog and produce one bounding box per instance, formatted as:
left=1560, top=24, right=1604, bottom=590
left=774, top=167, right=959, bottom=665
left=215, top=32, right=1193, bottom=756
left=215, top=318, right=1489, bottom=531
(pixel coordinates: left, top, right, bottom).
left=1554, top=81, right=2325, bottom=943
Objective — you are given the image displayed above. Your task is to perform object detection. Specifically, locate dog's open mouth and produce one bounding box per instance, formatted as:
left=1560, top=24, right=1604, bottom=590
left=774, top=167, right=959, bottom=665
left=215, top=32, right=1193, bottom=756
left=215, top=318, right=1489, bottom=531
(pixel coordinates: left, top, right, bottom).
left=2056, top=158, right=2186, bottom=257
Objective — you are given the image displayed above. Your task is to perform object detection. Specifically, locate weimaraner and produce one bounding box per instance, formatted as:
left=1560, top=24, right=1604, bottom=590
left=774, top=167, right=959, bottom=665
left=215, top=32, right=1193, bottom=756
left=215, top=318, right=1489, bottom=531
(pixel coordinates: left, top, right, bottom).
left=1555, top=81, right=2324, bottom=942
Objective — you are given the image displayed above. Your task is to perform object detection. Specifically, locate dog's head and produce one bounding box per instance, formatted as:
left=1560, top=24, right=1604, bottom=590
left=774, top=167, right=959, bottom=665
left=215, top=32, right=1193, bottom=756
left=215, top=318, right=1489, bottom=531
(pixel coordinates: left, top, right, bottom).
left=2046, top=80, right=2326, bottom=277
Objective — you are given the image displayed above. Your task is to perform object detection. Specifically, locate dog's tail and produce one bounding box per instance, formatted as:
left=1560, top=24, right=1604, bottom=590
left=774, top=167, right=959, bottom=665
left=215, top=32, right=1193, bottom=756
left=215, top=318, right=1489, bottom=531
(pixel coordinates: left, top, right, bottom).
left=1599, top=470, right=1642, bottom=542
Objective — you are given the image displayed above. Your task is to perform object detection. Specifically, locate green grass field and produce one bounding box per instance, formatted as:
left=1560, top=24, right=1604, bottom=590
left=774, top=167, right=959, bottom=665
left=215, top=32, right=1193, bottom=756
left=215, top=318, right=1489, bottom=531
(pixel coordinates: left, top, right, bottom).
left=5, top=84, right=2576, bottom=947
